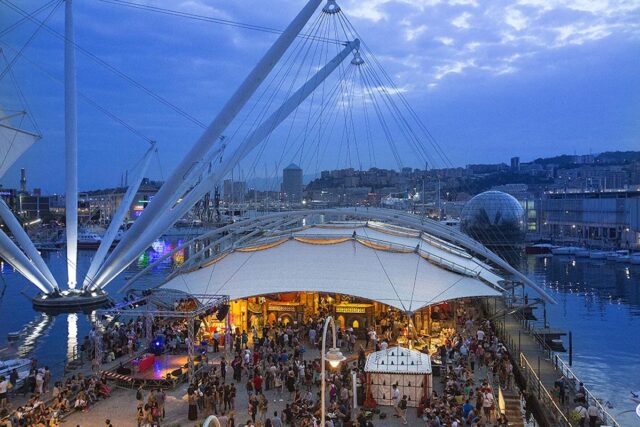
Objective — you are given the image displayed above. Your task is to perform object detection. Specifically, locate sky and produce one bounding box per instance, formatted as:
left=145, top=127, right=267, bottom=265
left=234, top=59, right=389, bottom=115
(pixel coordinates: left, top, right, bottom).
left=0, top=0, right=639, bottom=194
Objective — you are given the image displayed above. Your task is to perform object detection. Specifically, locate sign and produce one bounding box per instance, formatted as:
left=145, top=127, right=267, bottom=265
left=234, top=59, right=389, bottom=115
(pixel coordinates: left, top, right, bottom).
left=269, top=305, right=297, bottom=312
left=336, top=306, right=367, bottom=314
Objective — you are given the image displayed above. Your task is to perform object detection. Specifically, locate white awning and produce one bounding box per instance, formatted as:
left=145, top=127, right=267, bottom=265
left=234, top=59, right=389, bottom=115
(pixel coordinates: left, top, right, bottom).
left=365, top=346, right=431, bottom=374
left=163, top=237, right=502, bottom=312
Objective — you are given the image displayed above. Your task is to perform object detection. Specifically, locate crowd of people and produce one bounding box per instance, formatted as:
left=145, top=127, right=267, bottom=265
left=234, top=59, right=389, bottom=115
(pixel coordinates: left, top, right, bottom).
left=0, top=366, right=111, bottom=427
left=1, top=298, right=526, bottom=426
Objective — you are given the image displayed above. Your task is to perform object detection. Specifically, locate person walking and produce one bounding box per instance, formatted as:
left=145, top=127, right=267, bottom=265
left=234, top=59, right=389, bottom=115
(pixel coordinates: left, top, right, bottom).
left=398, top=394, right=408, bottom=425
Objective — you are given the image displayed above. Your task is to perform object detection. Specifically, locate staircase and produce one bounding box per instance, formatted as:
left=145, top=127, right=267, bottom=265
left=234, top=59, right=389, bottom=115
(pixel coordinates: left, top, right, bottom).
left=501, top=387, right=525, bottom=427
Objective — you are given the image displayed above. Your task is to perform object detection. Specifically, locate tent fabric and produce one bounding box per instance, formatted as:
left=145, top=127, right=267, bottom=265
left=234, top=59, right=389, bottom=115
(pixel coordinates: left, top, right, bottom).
left=163, top=237, right=502, bottom=312
left=0, top=111, right=39, bottom=179
left=287, top=225, right=504, bottom=286
left=364, top=346, right=432, bottom=374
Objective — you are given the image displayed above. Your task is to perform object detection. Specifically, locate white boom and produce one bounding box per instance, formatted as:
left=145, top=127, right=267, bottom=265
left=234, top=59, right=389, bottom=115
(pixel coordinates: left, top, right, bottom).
left=0, top=230, right=53, bottom=294
left=83, top=143, right=156, bottom=290
left=92, top=39, right=360, bottom=290
left=89, top=0, right=324, bottom=289
left=64, top=0, right=79, bottom=288
left=0, top=199, right=59, bottom=290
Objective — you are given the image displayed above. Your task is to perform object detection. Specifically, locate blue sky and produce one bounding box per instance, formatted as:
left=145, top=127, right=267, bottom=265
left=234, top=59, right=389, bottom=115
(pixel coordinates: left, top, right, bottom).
left=1, top=0, right=639, bottom=194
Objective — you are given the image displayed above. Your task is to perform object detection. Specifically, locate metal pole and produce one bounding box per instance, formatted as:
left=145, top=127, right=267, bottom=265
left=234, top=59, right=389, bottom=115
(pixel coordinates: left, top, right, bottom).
left=569, top=331, right=573, bottom=366
left=518, top=330, right=521, bottom=356
left=352, top=370, right=357, bottom=421
left=94, top=0, right=324, bottom=288
left=64, top=0, right=78, bottom=289
left=95, top=38, right=360, bottom=290
left=0, top=199, right=58, bottom=290
left=321, top=316, right=338, bottom=427
left=537, top=356, right=541, bottom=400
left=85, top=143, right=156, bottom=290
left=188, top=318, right=195, bottom=384
left=0, top=230, right=53, bottom=293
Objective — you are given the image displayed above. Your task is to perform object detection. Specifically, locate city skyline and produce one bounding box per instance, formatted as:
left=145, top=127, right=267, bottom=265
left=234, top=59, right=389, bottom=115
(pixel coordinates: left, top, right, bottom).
left=1, top=0, right=638, bottom=194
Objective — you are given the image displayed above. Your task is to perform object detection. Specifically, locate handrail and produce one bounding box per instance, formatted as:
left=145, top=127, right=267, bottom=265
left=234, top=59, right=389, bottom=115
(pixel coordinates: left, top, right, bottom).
left=489, top=297, right=621, bottom=427
left=552, top=354, right=621, bottom=427
left=519, top=352, right=571, bottom=426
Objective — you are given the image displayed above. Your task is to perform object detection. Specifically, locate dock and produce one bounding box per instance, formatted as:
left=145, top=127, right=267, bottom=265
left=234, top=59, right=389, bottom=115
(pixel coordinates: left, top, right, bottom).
left=483, top=297, right=619, bottom=427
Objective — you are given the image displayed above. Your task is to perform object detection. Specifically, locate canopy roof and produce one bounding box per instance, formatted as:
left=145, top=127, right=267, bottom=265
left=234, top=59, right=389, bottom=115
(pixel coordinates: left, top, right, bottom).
left=0, top=111, right=40, bottom=179
left=162, top=221, right=505, bottom=312
left=365, top=346, right=431, bottom=374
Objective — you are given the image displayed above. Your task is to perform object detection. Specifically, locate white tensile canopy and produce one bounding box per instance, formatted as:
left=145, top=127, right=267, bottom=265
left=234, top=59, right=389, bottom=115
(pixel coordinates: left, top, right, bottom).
left=364, top=346, right=432, bottom=408
left=162, top=222, right=505, bottom=312
left=0, top=111, right=39, bottom=179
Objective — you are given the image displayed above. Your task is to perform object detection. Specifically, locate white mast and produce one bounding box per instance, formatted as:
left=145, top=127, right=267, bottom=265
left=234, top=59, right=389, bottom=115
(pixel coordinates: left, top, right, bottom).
left=89, top=0, right=324, bottom=289
left=83, top=142, right=156, bottom=290
left=64, top=0, right=78, bottom=289
left=0, top=199, right=59, bottom=290
left=92, top=39, right=360, bottom=289
left=0, top=230, right=53, bottom=294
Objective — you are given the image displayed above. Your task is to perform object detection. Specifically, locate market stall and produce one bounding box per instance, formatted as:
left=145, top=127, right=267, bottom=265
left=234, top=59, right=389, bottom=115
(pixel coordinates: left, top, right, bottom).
left=364, top=346, right=432, bottom=408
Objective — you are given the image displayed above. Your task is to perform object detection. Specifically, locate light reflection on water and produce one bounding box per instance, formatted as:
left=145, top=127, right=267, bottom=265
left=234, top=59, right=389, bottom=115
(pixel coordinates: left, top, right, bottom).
left=0, top=238, right=182, bottom=373
left=524, top=255, right=640, bottom=426
left=1, top=244, right=639, bottom=424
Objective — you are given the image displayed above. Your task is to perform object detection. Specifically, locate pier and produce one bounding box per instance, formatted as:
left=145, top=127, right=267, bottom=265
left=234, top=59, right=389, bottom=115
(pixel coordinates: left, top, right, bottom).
left=483, top=296, right=620, bottom=427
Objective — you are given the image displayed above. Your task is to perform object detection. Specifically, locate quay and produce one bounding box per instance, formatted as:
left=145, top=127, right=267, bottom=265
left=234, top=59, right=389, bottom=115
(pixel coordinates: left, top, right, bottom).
left=483, top=296, right=620, bottom=427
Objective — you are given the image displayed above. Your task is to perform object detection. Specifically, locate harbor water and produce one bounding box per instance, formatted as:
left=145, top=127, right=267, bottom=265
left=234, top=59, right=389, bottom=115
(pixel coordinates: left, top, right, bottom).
left=523, top=254, right=640, bottom=426
left=0, top=244, right=639, bottom=424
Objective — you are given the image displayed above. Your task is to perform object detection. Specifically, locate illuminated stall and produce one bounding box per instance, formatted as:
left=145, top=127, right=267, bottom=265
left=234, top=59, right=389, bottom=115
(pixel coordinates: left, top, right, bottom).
left=364, top=346, right=432, bottom=408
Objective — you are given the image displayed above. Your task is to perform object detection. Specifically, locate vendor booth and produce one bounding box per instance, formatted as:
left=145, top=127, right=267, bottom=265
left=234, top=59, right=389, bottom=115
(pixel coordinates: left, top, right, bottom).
left=364, top=346, right=432, bottom=408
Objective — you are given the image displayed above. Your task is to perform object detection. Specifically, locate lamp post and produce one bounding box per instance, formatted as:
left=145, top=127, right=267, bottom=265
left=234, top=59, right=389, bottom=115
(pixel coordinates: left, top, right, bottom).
left=321, top=315, right=346, bottom=427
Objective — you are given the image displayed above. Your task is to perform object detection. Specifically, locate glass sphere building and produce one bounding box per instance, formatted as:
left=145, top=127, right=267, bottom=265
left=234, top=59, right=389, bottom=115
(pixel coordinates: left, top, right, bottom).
left=460, top=191, right=525, bottom=247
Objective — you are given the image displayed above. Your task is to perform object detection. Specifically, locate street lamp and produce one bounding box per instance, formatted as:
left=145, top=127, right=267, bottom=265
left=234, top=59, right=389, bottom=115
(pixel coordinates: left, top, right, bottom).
left=321, top=315, right=346, bottom=426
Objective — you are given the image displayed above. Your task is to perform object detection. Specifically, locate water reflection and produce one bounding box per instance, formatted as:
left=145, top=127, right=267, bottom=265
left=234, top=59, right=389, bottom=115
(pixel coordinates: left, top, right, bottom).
left=67, top=313, right=78, bottom=361
left=16, top=313, right=55, bottom=357
left=525, top=255, right=640, bottom=311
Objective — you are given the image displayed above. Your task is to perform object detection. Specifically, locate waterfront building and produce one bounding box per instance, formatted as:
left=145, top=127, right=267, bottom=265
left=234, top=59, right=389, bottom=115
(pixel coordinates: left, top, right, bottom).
left=79, top=178, right=162, bottom=224
left=510, top=156, right=520, bottom=171
left=282, top=163, right=303, bottom=204
left=534, top=189, right=640, bottom=249
left=222, top=179, right=247, bottom=204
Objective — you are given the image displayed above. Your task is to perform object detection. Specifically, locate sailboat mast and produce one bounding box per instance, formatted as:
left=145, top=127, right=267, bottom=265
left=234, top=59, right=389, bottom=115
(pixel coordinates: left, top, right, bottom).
left=64, top=0, right=78, bottom=289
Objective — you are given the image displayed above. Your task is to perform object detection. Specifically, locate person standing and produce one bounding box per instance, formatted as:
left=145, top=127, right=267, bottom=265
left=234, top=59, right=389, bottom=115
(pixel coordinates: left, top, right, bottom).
left=156, top=388, right=166, bottom=420
left=392, top=384, right=401, bottom=418
left=587, top=401, right=599, bottom=427
left=398, top=394, right=408, bottom=425
left=270, top=411, right=283, bottom=427
left=0, top=376, right=10, bottom=410
left=188, top=388, right=198, bottom=421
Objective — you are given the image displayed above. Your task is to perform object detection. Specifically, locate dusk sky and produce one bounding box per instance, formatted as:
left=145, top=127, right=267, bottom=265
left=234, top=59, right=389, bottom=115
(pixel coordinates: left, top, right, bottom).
left=1, top=0, right=638, bottom=194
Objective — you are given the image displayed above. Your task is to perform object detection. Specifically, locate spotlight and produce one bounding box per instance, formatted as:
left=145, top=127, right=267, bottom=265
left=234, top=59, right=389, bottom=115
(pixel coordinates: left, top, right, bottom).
left=216, top=304, right=230, bottom=321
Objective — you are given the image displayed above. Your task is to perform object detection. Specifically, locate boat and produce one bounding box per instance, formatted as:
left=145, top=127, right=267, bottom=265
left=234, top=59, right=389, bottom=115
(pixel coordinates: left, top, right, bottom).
left=0, top=358, right=31, bottom=385
left=551, top=246, right=582, bottom=256
left=575, top=248, right=591, bottom=258
left=606, top=250, right=629, bottom=261
left=77, top=231, right=102, bottom=250
left=616, top=255, right=631, bottom=263
left=589, top=251, right=608, bottom=259
left=525, top=243, right=557, bottom=254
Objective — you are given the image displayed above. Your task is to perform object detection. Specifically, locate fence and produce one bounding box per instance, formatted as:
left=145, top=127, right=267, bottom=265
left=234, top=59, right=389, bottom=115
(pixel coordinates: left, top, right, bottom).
left=484, top=297, right=621, bottom=427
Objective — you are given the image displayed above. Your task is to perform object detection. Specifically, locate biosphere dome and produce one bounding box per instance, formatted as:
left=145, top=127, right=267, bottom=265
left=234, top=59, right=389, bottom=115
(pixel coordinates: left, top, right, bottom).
left=460, top=191, right=525, bottom=247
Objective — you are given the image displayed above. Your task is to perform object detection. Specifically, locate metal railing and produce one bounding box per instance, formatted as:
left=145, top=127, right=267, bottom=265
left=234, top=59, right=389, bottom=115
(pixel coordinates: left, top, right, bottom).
left=518, top=352, right=571, bottom=426
left=551, top=353, right=620, bottom=427
left=486, top=297, right=621, bottom=427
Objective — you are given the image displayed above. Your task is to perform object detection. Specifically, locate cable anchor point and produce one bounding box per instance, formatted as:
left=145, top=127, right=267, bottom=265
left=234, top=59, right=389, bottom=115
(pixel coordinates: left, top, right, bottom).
left=322, top=0, right=341, bottom=14
left=351, top=50, right=364, bottom=66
